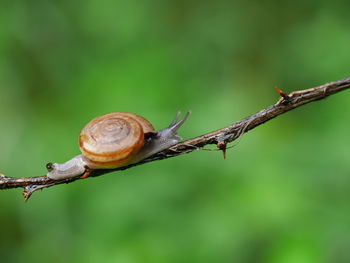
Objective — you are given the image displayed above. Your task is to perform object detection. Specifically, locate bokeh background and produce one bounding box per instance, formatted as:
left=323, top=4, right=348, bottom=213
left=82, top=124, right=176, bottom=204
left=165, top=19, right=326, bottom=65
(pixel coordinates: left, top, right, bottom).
left=1, top=0, right=350, bottom=262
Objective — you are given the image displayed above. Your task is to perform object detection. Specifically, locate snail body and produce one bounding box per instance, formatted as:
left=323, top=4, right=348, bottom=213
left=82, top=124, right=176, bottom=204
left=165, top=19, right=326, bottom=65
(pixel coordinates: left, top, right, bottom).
left=46, top=111, right=191, bottom=180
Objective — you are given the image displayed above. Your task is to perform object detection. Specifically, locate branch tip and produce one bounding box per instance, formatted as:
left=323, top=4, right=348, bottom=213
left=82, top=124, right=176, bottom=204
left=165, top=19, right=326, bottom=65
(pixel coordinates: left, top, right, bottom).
left=22, top=188, right=31, bottom=201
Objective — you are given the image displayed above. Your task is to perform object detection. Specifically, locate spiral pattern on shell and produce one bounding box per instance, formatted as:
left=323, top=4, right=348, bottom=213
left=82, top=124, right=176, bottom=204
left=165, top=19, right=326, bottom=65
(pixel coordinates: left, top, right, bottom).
left=79, top=112, right=155, bottom=169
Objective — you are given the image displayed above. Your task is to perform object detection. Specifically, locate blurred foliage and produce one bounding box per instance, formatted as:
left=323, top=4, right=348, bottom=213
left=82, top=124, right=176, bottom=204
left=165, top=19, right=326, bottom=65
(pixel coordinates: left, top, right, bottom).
left=1, top=0, right=350, bottom=262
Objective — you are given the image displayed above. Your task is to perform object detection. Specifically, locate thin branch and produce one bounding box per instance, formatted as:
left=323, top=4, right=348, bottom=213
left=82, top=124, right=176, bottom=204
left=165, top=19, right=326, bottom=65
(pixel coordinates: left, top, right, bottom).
left=1, top=76, right=350, bottom=200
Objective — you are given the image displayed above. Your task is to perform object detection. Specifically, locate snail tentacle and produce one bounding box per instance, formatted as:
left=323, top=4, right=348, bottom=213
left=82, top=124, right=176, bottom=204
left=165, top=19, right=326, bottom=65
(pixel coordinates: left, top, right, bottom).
left=133, top=111, right=191, bottom=162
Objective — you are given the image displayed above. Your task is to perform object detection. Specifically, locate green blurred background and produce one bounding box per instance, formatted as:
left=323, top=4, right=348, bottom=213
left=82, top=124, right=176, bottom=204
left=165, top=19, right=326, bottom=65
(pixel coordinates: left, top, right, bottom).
left=1, top=0, right=350, bottom=262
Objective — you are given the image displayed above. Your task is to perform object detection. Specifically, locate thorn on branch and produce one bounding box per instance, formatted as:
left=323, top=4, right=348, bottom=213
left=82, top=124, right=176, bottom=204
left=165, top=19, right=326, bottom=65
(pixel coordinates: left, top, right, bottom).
left=276, top=88, right=291, bottom=105
left=217, top=139, right=227, bottom=159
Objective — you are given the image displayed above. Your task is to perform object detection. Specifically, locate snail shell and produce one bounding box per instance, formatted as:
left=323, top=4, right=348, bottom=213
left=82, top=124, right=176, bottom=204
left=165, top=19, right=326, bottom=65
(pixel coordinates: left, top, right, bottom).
left=79, top=112, right=155, bottom=169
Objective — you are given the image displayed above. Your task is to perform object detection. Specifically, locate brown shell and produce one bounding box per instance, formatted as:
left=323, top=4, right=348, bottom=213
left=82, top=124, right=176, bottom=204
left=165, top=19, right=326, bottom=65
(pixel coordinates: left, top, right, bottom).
left=79, top=112, right=155, bottom=169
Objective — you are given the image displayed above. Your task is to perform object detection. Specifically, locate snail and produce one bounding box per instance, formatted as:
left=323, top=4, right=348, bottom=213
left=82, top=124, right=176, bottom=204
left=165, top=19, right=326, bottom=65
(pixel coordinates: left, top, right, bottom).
left=46, top=111, right=191, bottom=180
